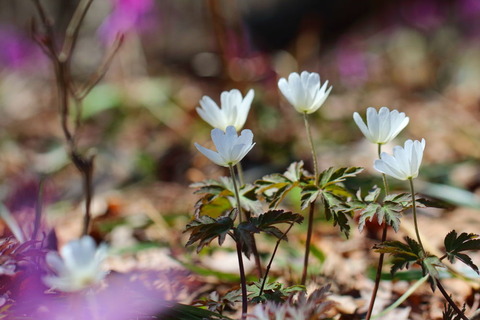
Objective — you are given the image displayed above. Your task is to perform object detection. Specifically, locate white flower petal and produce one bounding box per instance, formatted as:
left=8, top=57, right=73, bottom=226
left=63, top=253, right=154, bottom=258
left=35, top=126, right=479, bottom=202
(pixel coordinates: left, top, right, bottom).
left=353, top=112, right=371, bottom=141
left=354, top=107, right=409, bottom=144
left=278, top=71, right=331, bottom=114
left=374, top=139, right=426, bottom=181
left=43, top=236, right=107, bottom=292
left=195, top=143, right=226, bottom=167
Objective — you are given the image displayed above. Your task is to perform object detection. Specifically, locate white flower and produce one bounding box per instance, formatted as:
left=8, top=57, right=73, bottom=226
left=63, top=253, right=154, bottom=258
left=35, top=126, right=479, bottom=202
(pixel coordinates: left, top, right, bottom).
left=195, top=126, right=255, bottom=167
left=353, top=107, right=409, bottom=144
left=196, top=89, right=254, bottom=131
left=374, top=139, right=426, bottom=180
left=278, top=71, right=332, bottom=114
left=43, top=236, right=108, bottom=292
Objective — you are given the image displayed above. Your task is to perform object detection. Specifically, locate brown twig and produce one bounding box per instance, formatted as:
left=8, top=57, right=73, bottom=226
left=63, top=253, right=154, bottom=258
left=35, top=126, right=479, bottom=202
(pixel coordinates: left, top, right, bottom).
left=31, top=0, right=122, bottom=236
left=59, top=0, right=95, bottom=62
left=76, top=34, right=124, bottom=100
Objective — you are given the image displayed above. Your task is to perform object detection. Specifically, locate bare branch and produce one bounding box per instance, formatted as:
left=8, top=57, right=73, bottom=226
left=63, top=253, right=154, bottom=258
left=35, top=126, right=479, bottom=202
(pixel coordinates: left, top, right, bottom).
left=59, top=0, right=95, bottom=62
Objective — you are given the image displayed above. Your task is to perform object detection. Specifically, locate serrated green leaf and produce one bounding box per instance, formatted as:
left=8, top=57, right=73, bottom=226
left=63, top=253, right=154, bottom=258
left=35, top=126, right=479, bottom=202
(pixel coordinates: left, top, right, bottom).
left=422, top=256, right=445, bottom=291
left=234, top=222, right=260, bottom=258
left=375, top=237, right=423, bottom=275
left=378, top=201, right=403, bottom=232
left=185, top=214, right=234, bottom=252
left=323, top=192, right=352, bottom=238
left=249, top=210, right=304, bottom=240
left=300, top=185, right=320, bottom=210
left=364, top=187, right=381, bottom=202
left=358, top=203, right=381, bottom=232
left=192, top=178, right=263, bottom=215
left=318, top=166, right=363, bottom=188
left=444, top=230, right=480, bottom=274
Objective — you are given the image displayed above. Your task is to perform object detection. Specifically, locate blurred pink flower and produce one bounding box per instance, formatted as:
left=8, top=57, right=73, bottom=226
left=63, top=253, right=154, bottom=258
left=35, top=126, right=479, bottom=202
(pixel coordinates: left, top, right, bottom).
left=99, top=0, right=156, bottom=43
left=0, top=26, right=42, bottom=70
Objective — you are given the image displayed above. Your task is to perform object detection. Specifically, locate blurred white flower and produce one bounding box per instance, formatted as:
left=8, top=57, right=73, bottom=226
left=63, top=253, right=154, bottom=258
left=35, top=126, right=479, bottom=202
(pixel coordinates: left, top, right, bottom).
left=353, top=107, right=409, bottom=144
left=374, top=139, right=426, bottom=180
left=43, top=236, right=108, bottom=292
left=278, top=71, right=332, bottom=114
left=196, top=89, right=254, bottom=131
left=195, top=126, right=255, bottom=167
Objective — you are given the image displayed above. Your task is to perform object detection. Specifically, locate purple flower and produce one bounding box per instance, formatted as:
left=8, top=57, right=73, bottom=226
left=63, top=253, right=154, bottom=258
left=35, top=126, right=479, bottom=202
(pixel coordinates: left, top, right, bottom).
left=99, top=0, right=155, bottom=43
left=0, top=26, right=42, bottom=70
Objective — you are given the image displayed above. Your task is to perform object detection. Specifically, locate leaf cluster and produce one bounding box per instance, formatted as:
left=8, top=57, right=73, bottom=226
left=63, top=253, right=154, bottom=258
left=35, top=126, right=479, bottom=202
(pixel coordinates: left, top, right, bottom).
left=354, top=187, right=441, bottom=233
left=375, top=237, right=447, bottom=290
left=255, top=162, right=363, bottom=238
left=191, top=177, right=262, bottom=218
left=248, top=279, right=305, bottom=303
left=185, top=209, right=303, bottom=255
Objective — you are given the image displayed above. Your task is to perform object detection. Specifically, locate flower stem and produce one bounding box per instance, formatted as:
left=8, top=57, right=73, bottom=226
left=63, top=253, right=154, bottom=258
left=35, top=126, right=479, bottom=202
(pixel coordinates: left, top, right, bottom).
left=259, top=223, right=295, bottom=297
left=436, top=280, right=470, bottom=320
left=230, top=164, right=263, bottom=277
left=236, top=163, right=245, bottom=187
left=300, top=113, right=319, bottom=286
left=365, top=144, right=391, bottom=320
left=230, top=164, right=251, bottom=317
left=303, top=113, right=318, bottom=184
left=236, top=240, right=248, bottom=320
left=408, top=178, right=425, bottom=253
left=301, top=201, right=315, bottom=285
left=229, top=165, right=244, bottom=223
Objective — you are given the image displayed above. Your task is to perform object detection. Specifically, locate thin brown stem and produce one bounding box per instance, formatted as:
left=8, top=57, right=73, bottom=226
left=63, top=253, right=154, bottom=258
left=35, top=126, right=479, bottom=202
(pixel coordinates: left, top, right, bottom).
left=437, top=280, right=470, bottom=320
left=235, top=240, right=248, bottom=320
left=32, top=178, right=45, bottom=241
left=300, top=112, right=319, bottom=286
left=365, top=143, right=391, bottom=320
left=59, top=0, right=95, bottom=62
left=365, top=224, right=388, bottom=320
left=76, top=34, right=124, bottom=100
left=229, top=165, right=263, bottom=277
left=259, top=223, right=295, bottom=297
left=301, top=201, right=315, bottom=285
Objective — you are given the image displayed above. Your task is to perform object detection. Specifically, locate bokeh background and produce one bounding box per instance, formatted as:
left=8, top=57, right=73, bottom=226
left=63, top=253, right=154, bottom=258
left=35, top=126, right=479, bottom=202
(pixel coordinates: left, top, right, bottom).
left=1, top=0, right=480, bottom=318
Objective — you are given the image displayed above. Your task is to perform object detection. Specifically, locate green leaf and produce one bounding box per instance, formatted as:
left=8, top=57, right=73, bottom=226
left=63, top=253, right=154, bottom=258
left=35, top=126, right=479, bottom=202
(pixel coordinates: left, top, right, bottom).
left=358, top=201, right=403, bottom=233
left=192, top=178, right=263, bottom=216
left=318, top=166, right=363, bottom=189
left=234, top=222, right=259, bottom=258
left=423, top=255, right=445, bottom=291
left=251, top=210, right=304, bottom=240
left=247, top=279, right=305, bottom=303
left=444, top=230, right=480, bottom=274
left=364, top=187, right=381, bottom=202
left=255, top=161, right=310, bottom=209
left=323, top=191, right=352, bottom=238
left=300, top=184, right=320, bottom=210
left=375, top=237, right=423, bottom=275
left=185, top=213, right=235, bottom=252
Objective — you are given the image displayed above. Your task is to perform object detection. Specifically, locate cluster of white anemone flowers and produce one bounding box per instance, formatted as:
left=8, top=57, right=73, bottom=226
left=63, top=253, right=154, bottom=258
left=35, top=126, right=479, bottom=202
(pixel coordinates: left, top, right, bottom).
left=194, top=71, right=426, bottom=182
left=194, top=71, right=333, bottom=168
